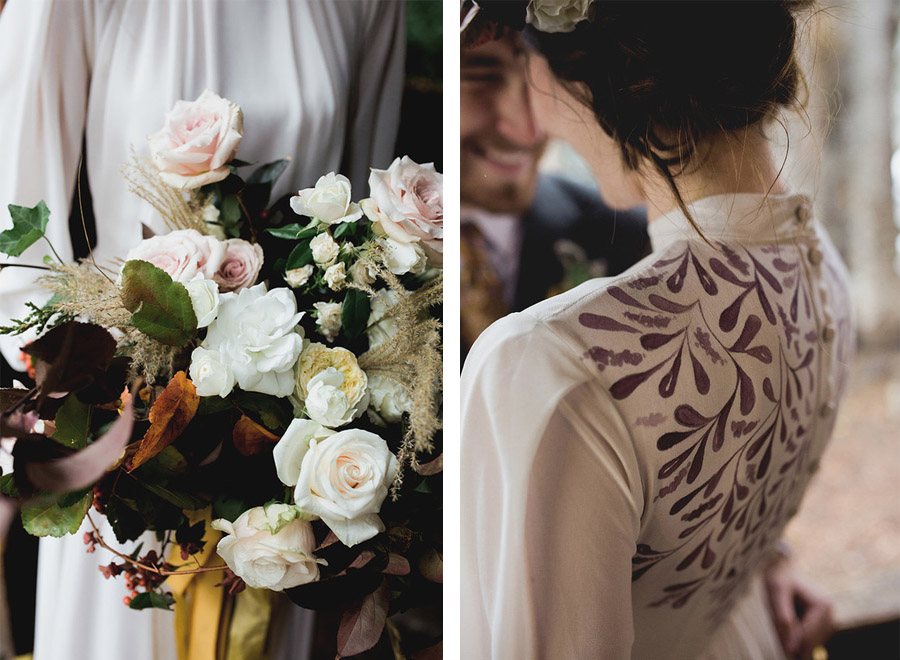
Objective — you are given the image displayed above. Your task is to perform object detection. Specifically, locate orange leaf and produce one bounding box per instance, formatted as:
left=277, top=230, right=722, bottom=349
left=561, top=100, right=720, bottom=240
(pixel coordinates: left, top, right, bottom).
left=232, top=415, right=280, bottom=456
left=127, top=371, right=199, bottom=471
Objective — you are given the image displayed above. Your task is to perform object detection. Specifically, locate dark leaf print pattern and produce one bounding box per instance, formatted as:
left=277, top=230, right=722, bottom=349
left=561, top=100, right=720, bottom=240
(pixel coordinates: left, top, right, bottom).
left=577, top=238, right=837, bottom=617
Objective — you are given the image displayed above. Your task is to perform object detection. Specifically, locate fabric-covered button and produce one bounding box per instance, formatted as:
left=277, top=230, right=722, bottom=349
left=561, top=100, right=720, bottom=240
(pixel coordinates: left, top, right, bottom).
left=819, top=401, right=835, bottom=418
left=821, top=326, right=835, bottom=343
left=795, top=200, right=812, bottom=223
left=807, top=246, right=823, bottom=266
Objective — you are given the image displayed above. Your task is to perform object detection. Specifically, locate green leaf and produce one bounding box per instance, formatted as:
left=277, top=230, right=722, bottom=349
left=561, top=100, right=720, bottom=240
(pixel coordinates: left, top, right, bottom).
left=197, top=396, right=233, bottom=417
left=229, top=390, right=293, bottom=431
left=230, top=158, right=255, bottom=168
left=221, top=195, right=241, bottom=224
left=286, top=241, right=314, bottom=270
left=21, top=490, right=91, bottom=537
left=0, top=473, right=19, bottom=498
left=265, top=223, right=319, bottom=241
left=119, top=260, right=198, bottom=346
left=106, top=495, right=148, bottom=543
left=0, top=201, right=50, bottom=257
left=133, top=446, right=189, bottom=484
left=333, top=221, right=356, bottom=240
left=212, top=494, right=246, bottom=523
left=142, top=483, right=206, bottom=510
left=342, top=289, right=371, bottom=339
left=128, top=591, right=174, bottom=611
left=51, top=395, right=92, bottom=449
left=247, top=159, right=290, bottom=186
left=57, top=487, right=92, bottom=508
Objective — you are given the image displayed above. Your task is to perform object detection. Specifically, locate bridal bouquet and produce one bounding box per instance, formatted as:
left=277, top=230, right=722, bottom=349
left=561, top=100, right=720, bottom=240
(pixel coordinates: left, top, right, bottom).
left=0, top=91, right=442, bottom=656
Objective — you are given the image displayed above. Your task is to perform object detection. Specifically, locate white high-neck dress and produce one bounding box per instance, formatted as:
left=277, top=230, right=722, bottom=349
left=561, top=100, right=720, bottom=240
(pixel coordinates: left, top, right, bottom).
left=0, top=2, right=403, bottom=659
left=461, top=193, right=854, bottom=659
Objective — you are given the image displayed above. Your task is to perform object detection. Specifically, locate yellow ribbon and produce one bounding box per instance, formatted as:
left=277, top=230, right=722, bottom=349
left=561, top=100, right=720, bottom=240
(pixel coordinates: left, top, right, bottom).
left=167, top=508, right=277, bottom=660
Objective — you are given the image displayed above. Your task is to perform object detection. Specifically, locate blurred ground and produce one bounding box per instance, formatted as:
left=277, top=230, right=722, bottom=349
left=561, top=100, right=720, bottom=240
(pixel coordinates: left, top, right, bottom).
left=785, top=348, right=900, bottom=629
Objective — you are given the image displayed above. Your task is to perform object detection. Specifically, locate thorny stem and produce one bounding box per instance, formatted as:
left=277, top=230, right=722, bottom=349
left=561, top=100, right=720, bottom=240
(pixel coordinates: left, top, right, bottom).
left=86, top=513, right=226, bottom=576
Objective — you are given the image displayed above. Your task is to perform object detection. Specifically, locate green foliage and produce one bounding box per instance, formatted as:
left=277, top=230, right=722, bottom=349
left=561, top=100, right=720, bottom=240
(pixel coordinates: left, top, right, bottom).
left=120, top=260, right=198, bottom=346
left=342, top=289, right=371, bottom=339
left=247, top=159, right=290, bottom=186
left=229, top=390, right=294, bottom=431
left=0, top=201, right=50, bottom=257
left=266, top=223, right=319, bottom=241
left=51, top=395, right=92, bottom=449
left=128, top=591, right=174, bottom=611
left=286, top=241, right=314, bottom=270
left=212, top=494, right=246, bottom=523
left=21, top=490, right=92, bottom=537
left=0, top=474, right=18, bottom=498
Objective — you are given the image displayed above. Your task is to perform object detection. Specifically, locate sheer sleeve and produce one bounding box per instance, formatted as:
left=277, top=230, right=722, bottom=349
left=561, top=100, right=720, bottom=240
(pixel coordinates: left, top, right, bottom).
left=343, top=0, right=405, bottom=188
left=461, top=312, right=645, bottom=659
left=0, top=0, right=94, bottom=367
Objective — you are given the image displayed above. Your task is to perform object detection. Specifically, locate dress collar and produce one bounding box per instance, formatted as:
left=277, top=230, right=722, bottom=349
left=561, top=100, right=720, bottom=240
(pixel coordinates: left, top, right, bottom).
left=647, top=192, right=814, bottom=252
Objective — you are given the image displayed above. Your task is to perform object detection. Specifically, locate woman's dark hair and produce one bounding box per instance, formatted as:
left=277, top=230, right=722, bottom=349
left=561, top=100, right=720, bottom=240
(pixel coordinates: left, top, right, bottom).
left=477, top=0, right=814, bottom=227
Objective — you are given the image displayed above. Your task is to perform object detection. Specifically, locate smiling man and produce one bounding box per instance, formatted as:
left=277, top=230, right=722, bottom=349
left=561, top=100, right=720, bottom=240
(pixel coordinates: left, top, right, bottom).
left=460, top=30, right=650, bottom=354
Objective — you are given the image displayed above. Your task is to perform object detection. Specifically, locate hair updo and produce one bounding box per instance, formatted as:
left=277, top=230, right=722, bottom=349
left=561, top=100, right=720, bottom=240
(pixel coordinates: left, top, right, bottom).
left=473, top=0, right=814, bottom=220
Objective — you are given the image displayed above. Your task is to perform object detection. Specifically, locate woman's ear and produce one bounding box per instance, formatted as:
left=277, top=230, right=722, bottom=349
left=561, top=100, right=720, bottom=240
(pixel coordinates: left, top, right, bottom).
left=527, top=53, right=645, bottom=210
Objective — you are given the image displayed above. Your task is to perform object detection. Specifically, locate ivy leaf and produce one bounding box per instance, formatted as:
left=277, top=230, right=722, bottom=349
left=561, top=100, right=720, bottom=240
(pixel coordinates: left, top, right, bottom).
left=342, top=289, right=371, bottom=339
left=0, top=201, right=50, bottom=257
left=51, top=395, right=92, bottom=449
left=21, top=490, right=91, bottom=537
left=120, top=260, right=198, bottom=346
left=286, top=241, right=314, bottom=270
left=127, top=371, right=199, bottom=471
left=266, top=223, right=318, bottom=241
left=128, top=591, right=174, bottom=611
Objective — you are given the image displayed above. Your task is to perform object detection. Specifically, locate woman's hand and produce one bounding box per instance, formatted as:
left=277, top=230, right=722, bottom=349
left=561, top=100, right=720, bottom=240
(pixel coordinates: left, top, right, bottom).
left=763, top=553, right=834, bottom=659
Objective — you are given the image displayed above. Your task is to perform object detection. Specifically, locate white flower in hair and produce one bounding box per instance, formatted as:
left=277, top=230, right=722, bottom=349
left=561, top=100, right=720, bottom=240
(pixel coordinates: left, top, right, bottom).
left=526, top=0, right=593, bottom=33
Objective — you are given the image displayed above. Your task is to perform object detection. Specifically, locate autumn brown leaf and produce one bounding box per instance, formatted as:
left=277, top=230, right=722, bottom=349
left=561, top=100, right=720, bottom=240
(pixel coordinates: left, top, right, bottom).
left=127, top=371, right=199, bottom=471
left=232, top=415, right=280, bottom=456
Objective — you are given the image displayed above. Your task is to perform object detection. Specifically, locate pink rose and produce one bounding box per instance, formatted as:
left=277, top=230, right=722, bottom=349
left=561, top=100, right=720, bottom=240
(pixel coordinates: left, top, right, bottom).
left=214, top=239, right=264, bottom=292
left=363, top=156, right=443, bottom=257
left=122, top=229, right=225, bottom=283
left=148, top=89, right=243, bottom=190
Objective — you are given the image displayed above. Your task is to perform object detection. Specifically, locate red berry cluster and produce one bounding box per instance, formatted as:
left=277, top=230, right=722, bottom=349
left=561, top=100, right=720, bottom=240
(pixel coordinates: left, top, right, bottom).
left=93, top=547, right=173, bottom=607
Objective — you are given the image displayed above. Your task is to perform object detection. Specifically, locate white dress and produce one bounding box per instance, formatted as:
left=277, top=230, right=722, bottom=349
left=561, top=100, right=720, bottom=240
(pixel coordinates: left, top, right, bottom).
left=461, top=193, right=854, bottom=659
left=0, top=2, right=403, bottom=658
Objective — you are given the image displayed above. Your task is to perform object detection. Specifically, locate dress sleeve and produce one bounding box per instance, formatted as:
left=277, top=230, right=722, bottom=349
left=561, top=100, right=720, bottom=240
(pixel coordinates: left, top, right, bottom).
left=343, top=0, right=405, bottom=189
left=461, top=312, right=645, bottom=659
left=0, top=0, right=94, bottom=367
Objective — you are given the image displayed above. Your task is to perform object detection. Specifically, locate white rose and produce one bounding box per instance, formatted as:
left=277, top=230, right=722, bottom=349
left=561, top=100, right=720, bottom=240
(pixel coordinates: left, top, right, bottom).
left=313, top=301, right=343, bottom=343
left=367, top=289, right=400, bottom=349
left=184, top=275, right=220, bottom=328
left=212, top=504, right=323, bottom=590
left=202, top=203, right=227, bottom=239
left=310, top=233, right=340, bottom=267
left=290, top=173, right=363, bottom=225
left=304, top=367, right=370, bottom=428
left=379, top=237, right=427, bottom=276
left=202, top=284, right=304, bottom=397
left=366, top=374, right=413, bottom=425
left=285, top=265, right=314, bottom=288
left=122, top=229, right=225, bottom=283
left=189, top=346, right=235, bottom=398
left=364, top=156, right=442, bottom=259
left=293, top=429, right=399, bottom=547
left=349, top=259, right=377, bottom=286
left=526, top=0, right=593, bottom=33
left=148, top=89, right=244, bottom=190
left=273, top=418, right=334, bottom=487
left=323, top=262, right=346, bottom=290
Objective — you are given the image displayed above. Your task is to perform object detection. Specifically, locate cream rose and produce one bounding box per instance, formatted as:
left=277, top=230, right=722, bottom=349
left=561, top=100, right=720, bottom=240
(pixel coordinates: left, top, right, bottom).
left=184, top=275, right=220, bottom=328
left=214, top=238, right=263, bottom=292
left=122, top=229, right=225, bottom=283
left=188, top=346, right=235, bottom=398
left=212, top=504, right=322, bottom=590
left=313, top=301, right=343, bottom=343
left=293, top=429, right=398, bottom=547
left=349, top=259, right=377, bottom=286
left=201, top=284, right=304, bottom=397
left=310, top=233, right=340, bottom=267
left=526, top=0, right=593, bottom=33
left=285, top=265, right=315, bottom=288
left=323, top=262, right=346, bottom=290
left=364, top=156, right=443, bottom=257
left=367, top=374, right=413, bottom=425
left=290, top=173, right=363, bottom=225
left=273, top=418, right=334, bottom=487
left=291, top=343, right=368, bottom=427
left=366, top=289, right=400, bottom=349
left=148, top=89, right=244, bottom=189
left=379, top=237, right=427, bottom=276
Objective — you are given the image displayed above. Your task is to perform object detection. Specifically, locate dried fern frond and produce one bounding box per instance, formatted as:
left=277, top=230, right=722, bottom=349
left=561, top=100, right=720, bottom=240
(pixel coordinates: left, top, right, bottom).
left=122, top=153, right=209, bottom=234
left=355, top=253, right=443, bottom=496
